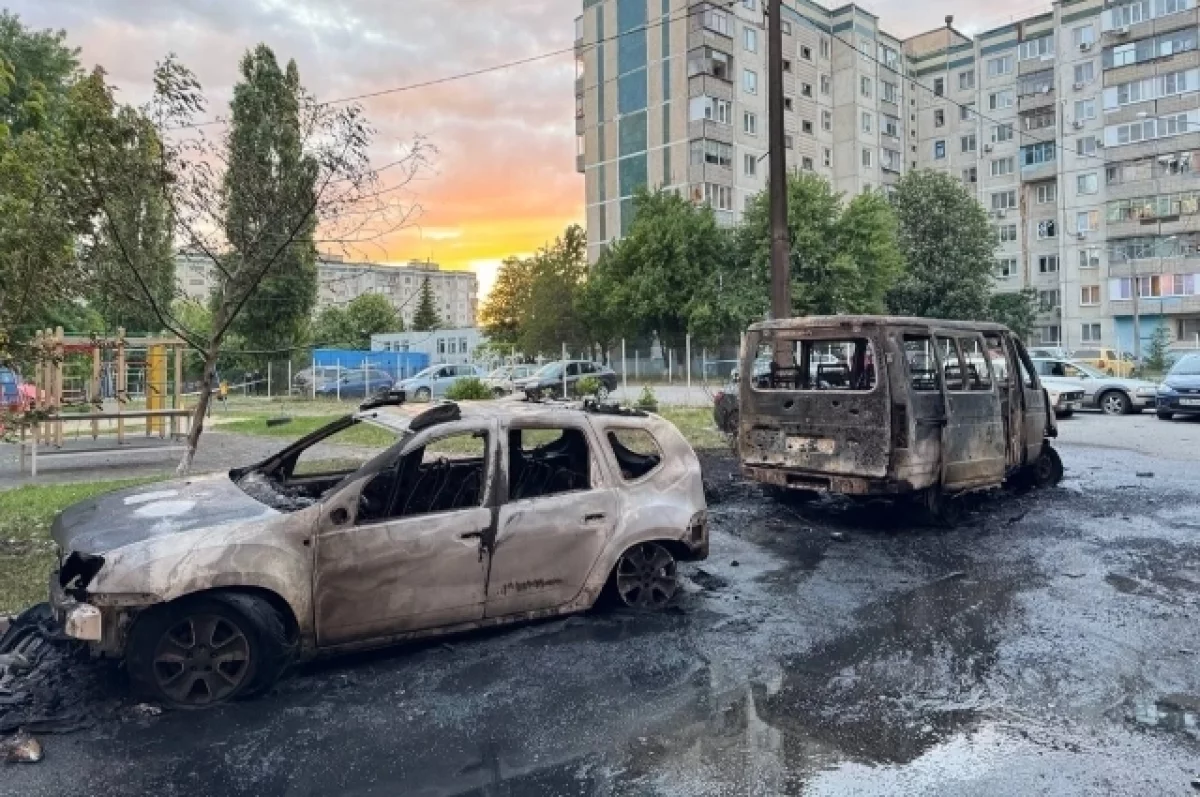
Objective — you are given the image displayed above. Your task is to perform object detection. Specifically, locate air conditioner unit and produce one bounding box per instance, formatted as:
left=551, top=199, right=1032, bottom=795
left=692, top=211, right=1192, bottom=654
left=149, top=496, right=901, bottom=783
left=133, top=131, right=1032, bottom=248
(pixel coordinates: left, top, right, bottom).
left=1077, top=232, right=1088, bottom=240
left=1115, top=26, right=1130, bottom=36
left=995, top=209, right=1008, bottom=219
left=1073, top=81, right=1085, bottom=91
left=984, top=143, right=994, bottom=152
left=1041, top=86, right=1052, bottom=94
left=1079, top=42, right=1094, bottom=52
left=1073, top=120, right=1085, bottom=130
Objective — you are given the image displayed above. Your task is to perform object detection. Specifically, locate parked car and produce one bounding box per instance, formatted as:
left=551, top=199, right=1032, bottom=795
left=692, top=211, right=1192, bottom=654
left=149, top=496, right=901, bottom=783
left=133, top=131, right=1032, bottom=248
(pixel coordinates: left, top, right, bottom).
left=0, top=366, right=25, bottom=412
left=392, top=363, right=483, bottom=402
left=514, top=360, right=618, bottom=400
left=1027, top=347, right=1073, bottom=360
left=314, top=368, right=395, bottom=399
left=1031, top=358, right=1159, bottom=415
left=47, top=399, right=708, bottom=707
left=483, top=364, right=537, bottom=398
left=1156, top=352, right=1200, bottom=420
left=1042, top=383, right=1086, bottom=418
left=293, top=366, right=342, bottom=393
left=1072, top=347, right=1134, bottom=378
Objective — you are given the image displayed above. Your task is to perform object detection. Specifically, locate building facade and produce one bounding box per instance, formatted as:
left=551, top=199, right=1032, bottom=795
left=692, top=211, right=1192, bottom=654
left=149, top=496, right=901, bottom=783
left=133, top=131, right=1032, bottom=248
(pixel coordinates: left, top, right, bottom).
left=174, top=253, right=479, bottom=329
left=371, top=327, right=488, bottom=366
left=577, top=0, right=1200, bottom=353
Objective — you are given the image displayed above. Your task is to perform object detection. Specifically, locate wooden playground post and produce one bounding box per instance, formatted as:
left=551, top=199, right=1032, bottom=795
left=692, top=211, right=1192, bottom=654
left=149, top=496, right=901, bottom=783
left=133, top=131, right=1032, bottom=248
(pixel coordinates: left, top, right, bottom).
left=172, top=345, right=184, bottom=439
left=91, top=343, right=101, bottom=440
left=116, top=327, right=126, bottom=445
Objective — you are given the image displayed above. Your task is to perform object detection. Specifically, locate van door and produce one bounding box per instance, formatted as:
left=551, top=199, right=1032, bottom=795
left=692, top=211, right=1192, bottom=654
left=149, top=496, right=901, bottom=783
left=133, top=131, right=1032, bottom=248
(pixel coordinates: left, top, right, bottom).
left=1009, top=337, right=1048, bottom=465
left=900, top=333, right=947, bottom=489
left=935, top=333, right=1007, bottom=489
left=983, top=332, right=1021, bottom=470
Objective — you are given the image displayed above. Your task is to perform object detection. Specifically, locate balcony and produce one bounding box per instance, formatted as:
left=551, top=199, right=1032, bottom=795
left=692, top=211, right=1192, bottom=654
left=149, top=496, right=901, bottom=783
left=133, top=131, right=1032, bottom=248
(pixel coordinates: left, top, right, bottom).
left=1021, top=160, right=1057, bottom=182
left=687, top=119, right=734, bottom=144
left=687, top=72, right=734, bottom=100
left=576, top=153, right=585, bottom=174
left=575, top=75, right=584, bottom=97
left=1017, top=55, right=1056, bottom=77
left=576, top=114, right=585, bottom=135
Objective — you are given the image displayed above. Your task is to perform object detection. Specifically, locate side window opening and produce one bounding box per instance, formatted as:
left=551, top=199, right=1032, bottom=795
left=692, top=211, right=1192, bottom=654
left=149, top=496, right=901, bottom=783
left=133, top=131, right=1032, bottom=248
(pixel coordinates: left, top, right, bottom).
left=983, top=334, right=1009, bottom=385
left=904, top=335, right=940, bottom=392
left=937, top=336, right=966, bottom=392
left=606, top=429, right=663, bottom=481
left=359, top=430, right=489, bottom=523
left=958, top=337, right=994, bottom=391
left=752, top=337, right=877, bottom=391
left=509, top=427, right=591, bottom=501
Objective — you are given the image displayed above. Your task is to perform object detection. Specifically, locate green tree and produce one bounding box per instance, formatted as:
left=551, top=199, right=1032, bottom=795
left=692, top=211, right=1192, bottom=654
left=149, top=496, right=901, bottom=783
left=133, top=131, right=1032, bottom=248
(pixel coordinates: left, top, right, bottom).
left=0, top=12, right=79, bottom=136
left=737, top=174, right=903, bottom=317
left=1144, top=323, right=1171, bottom=375
left=312, top=293, right=399, bottom=349
left=480, top=255, right=532, bottom=348
left=888, top=169, right=996, bottom=320
left=521, top=224, right=588, bottom=355
left=986, top=288, right=1039, bottom=339
left=412, top=277, right=441, bottom=331
left=223, top=45, right=318, bottom=360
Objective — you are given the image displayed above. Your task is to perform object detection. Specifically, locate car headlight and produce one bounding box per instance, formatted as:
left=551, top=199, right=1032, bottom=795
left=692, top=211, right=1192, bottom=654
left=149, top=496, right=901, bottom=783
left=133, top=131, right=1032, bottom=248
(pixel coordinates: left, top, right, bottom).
left=1136, top=386, right=1158, bottom=396
left=1157, top=385, right=1177, bottom=396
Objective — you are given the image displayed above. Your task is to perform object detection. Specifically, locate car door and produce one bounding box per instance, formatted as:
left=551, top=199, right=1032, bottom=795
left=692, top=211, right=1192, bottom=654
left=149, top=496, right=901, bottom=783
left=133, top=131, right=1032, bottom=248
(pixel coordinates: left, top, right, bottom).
left=313, top=421, right=497, bottom=646
left=430, top=366, right=454, bottom=398
left=564, top=362, right=581, bottom=393
left=485, top=420, right=618, bottom=618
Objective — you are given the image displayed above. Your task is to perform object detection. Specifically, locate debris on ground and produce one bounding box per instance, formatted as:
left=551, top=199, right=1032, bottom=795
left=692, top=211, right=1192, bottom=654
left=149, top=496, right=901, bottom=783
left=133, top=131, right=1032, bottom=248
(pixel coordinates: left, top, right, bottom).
left=0, top=730, right=42, bottom=764
left=730, top=560, right=740, bottom=567
left=1137, top=472, right=1155, bottom=479
left=690, top=568, right=729, bottom=592
left=830, top=532, right=848, bottom=542
left=130, top=704, right=163, bottom=718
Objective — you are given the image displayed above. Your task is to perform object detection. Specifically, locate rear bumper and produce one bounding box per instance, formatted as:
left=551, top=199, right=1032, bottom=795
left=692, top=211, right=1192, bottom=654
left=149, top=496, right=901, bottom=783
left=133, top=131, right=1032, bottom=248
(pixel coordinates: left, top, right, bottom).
left=1158, top=397, right=1200, bottom=414
left=742, top=464, right=914, bottom=496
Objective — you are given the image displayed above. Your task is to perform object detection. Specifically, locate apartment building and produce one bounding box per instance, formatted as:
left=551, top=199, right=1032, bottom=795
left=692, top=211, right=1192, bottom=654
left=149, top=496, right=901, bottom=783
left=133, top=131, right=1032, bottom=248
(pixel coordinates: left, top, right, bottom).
left=174, top=252, right=479, bottom=329
left=577, top=0, right=1200, bottom=353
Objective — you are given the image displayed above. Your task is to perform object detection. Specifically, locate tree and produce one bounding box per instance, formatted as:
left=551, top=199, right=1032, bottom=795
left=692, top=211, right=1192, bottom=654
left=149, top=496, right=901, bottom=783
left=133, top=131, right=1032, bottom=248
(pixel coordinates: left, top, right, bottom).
left=1144, top=323, right=1171, bottom=375
left=224, top=46, right=318, bottom=360
left=479, top=255, right=531, bottom=348
left=69, top=53, right=431, bottom=472
left=737, top=174, right=903, bottom=317
left=412, top=277, right=441, bottom=331
left=986, top=288, right=1039, bottom=339
left=888, top=169, right=996, bottom=320
left=0, top=12, right=79, bottom=136
left=312, top=293, right=399, bottom=349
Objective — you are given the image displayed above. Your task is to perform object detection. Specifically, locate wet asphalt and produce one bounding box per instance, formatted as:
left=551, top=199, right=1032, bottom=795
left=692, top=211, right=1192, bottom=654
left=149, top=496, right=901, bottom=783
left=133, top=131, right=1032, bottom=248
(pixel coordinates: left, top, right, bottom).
left=3, top=438, right=1200, bottom=796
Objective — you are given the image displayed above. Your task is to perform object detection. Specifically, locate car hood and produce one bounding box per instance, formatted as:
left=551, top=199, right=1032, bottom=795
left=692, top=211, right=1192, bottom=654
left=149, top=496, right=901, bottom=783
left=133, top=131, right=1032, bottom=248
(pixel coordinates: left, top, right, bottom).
left=1165, top=373, right=1200, bottom=390
left=51, top=474, right=280, bottom=556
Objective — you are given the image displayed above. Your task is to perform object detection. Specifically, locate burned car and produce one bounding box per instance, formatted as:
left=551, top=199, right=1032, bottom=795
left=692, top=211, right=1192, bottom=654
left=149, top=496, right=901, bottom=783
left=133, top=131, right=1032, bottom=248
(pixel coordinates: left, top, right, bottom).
left=738, top=316, right=1063, bottom=519
left=49, top=401, right=708, bottom=707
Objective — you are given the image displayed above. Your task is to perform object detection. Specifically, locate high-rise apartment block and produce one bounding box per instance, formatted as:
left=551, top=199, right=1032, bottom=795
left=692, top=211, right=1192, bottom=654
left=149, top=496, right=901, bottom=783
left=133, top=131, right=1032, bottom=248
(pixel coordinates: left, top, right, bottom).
left=576, top=0, right=1200, bottom=352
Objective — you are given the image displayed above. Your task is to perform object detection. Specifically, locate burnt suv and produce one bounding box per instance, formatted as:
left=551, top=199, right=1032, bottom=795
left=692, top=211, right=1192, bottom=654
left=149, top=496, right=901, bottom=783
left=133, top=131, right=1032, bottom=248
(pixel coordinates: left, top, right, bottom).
left=48, top=400, right=707, bottom=707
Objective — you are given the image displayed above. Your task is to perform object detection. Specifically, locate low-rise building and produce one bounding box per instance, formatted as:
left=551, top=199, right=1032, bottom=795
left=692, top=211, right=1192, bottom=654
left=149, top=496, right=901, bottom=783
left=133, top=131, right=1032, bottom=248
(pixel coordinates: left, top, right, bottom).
left=371, top=327, right=488, bottom=366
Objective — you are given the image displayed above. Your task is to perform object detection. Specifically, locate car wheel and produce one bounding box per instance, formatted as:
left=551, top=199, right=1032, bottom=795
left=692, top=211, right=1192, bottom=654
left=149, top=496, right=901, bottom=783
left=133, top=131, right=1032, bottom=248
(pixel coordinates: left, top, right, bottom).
left=414, top=387, right=432, bottom=402
left=614, top=542, right=678, bottom=610
left=1100, top=390, right=1131, bottom=416
left=596, top=384, right=610, bottom=400
left=1056, top=410, right=1073, bottom=419
left=126, top=593, right=289, bottom=709
left=1157, top=411, right=1174, bottom=421
left=492, top=388, right=507, bottom=399
left=1032, top=443, right=1064, bottom=488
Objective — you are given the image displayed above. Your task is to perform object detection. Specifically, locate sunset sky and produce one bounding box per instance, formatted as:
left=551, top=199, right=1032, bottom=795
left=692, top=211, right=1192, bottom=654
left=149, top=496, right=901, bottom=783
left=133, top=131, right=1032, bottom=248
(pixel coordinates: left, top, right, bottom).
left=14, top=0, right=1053, bottom=297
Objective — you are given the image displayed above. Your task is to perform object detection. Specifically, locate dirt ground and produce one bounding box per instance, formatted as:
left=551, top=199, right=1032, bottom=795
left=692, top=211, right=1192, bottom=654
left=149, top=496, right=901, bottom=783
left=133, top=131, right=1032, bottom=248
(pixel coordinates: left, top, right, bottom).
left=2, top=437, right=1200, bottom=796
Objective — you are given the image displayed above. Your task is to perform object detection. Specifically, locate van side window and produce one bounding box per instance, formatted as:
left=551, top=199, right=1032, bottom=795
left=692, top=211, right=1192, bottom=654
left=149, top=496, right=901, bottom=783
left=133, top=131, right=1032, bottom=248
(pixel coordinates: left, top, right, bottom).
left=903, top=336, right=940, bottom=391
left=983, top=334, right=1009, bottom=384
left=752, top=338, right=877, bottom=391
left=957, top=337, right=993, bottom=391
left=937, top=336, right=966, bottom=392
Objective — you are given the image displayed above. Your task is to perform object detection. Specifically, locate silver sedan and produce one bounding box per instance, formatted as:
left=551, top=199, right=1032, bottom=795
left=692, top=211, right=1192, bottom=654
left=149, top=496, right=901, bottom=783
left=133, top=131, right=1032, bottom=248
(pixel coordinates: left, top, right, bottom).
left=1031, top=358, right=1160, bottom=415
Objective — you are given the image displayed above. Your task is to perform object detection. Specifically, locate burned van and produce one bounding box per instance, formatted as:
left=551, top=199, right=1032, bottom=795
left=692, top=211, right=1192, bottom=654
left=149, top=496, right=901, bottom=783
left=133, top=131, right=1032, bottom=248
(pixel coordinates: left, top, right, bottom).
left=738, top=316, right=1062, bottom=517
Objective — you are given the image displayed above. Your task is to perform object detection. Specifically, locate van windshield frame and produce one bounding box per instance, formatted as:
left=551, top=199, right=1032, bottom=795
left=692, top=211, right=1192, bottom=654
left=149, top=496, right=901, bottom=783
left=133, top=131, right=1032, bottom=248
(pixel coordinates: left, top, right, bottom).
left=745, top=330, right=880, bottom=393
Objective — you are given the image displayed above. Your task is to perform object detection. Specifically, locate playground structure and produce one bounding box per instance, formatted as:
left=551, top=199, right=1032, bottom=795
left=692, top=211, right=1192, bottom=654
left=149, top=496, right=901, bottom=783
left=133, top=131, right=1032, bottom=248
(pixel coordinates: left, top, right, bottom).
left=18, top=328, right=193, bottom=475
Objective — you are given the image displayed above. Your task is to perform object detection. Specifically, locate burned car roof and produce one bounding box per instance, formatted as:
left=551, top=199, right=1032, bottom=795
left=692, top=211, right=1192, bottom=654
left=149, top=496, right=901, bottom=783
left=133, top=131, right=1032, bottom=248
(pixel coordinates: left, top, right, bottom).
left=356, top=400, right=654, bottom=434
left=747, top=315, right=1011, bottom=334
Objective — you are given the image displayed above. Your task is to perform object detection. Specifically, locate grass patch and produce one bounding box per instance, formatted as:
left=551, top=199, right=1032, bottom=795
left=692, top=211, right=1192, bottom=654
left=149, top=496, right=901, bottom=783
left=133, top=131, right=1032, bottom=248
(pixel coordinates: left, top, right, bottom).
left=0, top=478, right=161, bottom=615
left=656, top=407, right=727, bottom=450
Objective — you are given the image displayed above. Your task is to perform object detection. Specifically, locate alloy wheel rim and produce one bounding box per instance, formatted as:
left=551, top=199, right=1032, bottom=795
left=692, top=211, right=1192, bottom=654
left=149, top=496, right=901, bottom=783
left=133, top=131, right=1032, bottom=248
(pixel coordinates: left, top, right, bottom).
left=616, top=543, right=677, bottom=609
left=152, top=614, right=251, bottom=705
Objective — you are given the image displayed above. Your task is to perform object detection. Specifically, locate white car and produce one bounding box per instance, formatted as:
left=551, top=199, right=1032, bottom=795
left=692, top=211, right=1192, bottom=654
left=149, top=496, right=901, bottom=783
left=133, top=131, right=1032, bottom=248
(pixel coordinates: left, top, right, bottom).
left=1041, top=380, right=1087, bottom=418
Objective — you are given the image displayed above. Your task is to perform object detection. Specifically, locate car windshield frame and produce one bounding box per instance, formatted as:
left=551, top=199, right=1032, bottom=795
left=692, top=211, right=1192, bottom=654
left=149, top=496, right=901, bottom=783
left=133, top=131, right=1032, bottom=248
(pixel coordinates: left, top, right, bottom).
left=487, top=367, right=511, bottom=379
left=1065, top=361, right=1105, bottom=379
left=411, top=366, right=439, bottom=380
left=533, top=363, right=561, bottom=378
left=1170, top=356, right=1200, bottom=376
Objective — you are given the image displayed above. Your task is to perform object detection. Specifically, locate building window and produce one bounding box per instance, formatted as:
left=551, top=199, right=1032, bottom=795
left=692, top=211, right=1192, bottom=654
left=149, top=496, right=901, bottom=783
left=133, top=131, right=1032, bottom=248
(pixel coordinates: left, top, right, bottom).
left=989, top=90, right=1015, bottom=110
left=959, top=70, right=975, bottom=91
left=1037, top=219, right=1058, bottom=239
left=823, top=148, right=832, bottom=167
left=882, top=148, right=902, bottom=171
left=1081, top=285, right=1101, bottom=306
left=802, top=156, right=814, bottom=170
left=744, top=27, right=757, bottom=52
left=691, top=139, right=733, bottom=167
left=1077, top=173, right=1099, bottom=194
left=822, top=110, right=832, bottom=131
left=862, top=112, right=873, bottom=133
left=1036, top=182, right=1057, bottom=204
left=992, top=190, right=1017, bottom=210
left=962, top=166, right=978, bottom=183
left=743, top=69, right=758, bottom=94
left=703, top=6, right=732, bottom=35
left=1111, top=70, right=1192, bottom=108
left=690, top=96, right=733, bottom=124
left=784, top=97, right=794, bottom=111
left=1074, top=62, right=1095, bottom=85
left=861, top=76, right=872, bottom=97
left=1019, top=35, right=1054, bottom=61
left=996, top=258, right=1017, bottom=278
left=862, top=148, right=873, bottom=168
left=801, top=83, right=812, bottom=98
left=992, top=123, right=1014, bottom=142
left=987, top=54, right=1014, bottom=77
left=991, top=157, right=1015, bottom=176
left=882, top=81, right=899, bottom=103
left=933, top=77, right=945, bottom=96
left=1022, top=141, right=1056, bottom=167
left=742, top=0, right=756, bottom=9
left=820, top=37, right=829, bottom=59
left=687, top=46, right=732, bottom=81
left=1039, top=291, right=1061, bottom=313
left=1080, top=247, right=1101, bottom=268
left=1110, top=113, right=1191, bottom=145
left=1077, top=136, right=1098, bottom=156
left=1081, top=323, right=1102, bottom=342
left=1104, top=29, right=1199, bottom=70
left=934, top=140, right=947, bottom=159
left=1077, top=209, right=1100, bottom=232
left=782, top=20, right=791, bottom=35
left=996, top=223, right=1018, bottom=242
left=961, top=104, right=974, bottom=121
left=783, top=59, right=792, bottom=73
left=934, top=109, right=945, bottom=127
left=1040, top=326, right=1061, bottom=344
left=820, top=75, right=831, bottom=94
left=802, top=119, right=813, bottom=135
left=801, top=45, right=812, bottom=61
left=962, top=134, right=977, bottom=153
left=883, top=114, right=899, bottom=137
left=784, top=134, right=794, bottom=149
left=1074, top=99, right=1096, bottom=121
left=744, top=111, right=757, bottom=135
left=1073, top=24, right=1096, bottom=48
left=702, top=183, right=733, bottom=211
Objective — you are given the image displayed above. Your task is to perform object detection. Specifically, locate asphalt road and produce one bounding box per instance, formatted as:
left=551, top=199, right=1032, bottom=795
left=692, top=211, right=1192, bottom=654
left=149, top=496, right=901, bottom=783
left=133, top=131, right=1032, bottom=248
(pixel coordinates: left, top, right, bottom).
left=4, top=432, right=1200, bottom=796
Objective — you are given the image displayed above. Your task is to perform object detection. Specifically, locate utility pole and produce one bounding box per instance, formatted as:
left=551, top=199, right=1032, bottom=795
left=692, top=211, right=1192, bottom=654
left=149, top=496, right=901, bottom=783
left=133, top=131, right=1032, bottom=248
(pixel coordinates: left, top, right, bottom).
left=767, top=0, right=790, bottom=323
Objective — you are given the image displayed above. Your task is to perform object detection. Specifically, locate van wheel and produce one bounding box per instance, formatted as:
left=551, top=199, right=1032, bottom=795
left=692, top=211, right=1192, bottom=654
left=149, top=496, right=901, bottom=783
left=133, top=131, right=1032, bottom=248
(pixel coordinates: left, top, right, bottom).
left=614, top=542, right=678, bottom=610
left=1099, top=390, right=1130, bottom=416
left=126, top=593, right=289, bottom=709
left=923, top=488, right=963, bottom=527
left=1032, top=444, right=1064, bottom=488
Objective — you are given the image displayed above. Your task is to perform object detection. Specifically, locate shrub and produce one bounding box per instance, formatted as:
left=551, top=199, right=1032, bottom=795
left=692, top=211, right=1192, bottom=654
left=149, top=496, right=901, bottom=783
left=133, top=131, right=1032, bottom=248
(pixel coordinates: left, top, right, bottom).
left=444, top=377, right=493, bottom=401
left=575, top=375, right=602, bottom=397
left=635, top=385, right=658, bottom=411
